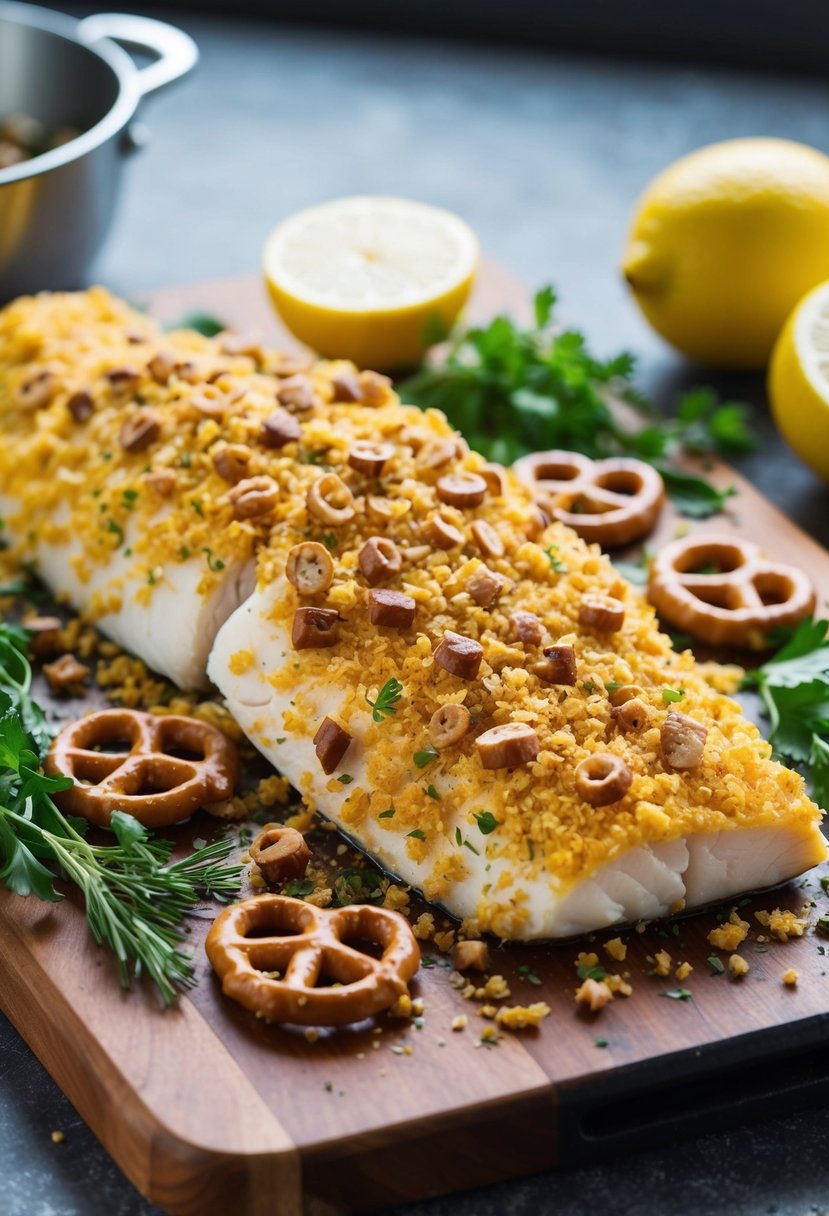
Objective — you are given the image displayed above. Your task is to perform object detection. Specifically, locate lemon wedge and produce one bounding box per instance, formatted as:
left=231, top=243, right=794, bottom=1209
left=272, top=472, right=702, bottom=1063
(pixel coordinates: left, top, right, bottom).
left=769, top=279, right=829, bottom=482
left=263, top=196, right=478, bottom=370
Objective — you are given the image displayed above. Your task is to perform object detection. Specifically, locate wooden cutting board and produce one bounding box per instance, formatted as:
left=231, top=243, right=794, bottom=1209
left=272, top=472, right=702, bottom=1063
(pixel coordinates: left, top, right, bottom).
left=3, top=263, right=829, bottom=1216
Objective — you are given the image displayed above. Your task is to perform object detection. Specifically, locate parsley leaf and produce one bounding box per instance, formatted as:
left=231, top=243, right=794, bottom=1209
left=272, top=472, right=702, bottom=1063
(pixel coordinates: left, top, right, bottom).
left=366, top=677, right=403, bottom=723
left=748, top=620, right=829, bottom=803
left=661, top=988, right=693, bottom=1001
left=399, top=285, right=753, bottom=515
left=474, top=811, right=498, bottom=835
left=413, top=745, right=439, bottom=769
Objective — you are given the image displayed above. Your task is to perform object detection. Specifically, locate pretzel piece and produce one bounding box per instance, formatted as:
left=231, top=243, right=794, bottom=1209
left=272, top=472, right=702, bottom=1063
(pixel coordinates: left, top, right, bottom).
left=250, top=824, right=311, bottom=886
left=45, top=708, right=239, bottom=829
left=648, top=534, right=815, bottom=648
left=513, top=450, right=664, bottom=547
left=206, top=894, right=421, bottom=1026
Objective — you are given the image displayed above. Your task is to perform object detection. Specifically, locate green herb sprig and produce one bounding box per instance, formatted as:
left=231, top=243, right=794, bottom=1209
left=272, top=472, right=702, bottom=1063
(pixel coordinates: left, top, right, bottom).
left=0, top=622, right=241, bottom=1003
left=366, top=677, right=403, bottom=723
left=401, top=286, right=754, bottom=518
left=744, top=619, right=829, bottom=807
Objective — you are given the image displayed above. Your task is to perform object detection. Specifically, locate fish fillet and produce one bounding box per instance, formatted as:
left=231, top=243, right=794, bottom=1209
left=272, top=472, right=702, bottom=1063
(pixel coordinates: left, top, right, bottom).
left=1, top=288, right=825, bottom=938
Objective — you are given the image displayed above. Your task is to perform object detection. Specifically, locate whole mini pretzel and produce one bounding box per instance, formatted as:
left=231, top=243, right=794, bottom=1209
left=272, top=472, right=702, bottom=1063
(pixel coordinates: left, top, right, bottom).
left=205, top=894, right=421, bottom=1026
left=512, top=450, right=664, bottom=547
left=45, top=708, right=239, bottom=829
left=648, top=533, right=815, bottom=648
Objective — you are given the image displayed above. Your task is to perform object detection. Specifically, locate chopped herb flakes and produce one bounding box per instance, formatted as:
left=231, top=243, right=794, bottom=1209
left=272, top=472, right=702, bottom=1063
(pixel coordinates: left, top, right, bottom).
left=661, top=988, right=692, bottom=1001
left=425, top=784, right=440, bottom=801
left=407, top=828, right=427, bottom=841
left=474, top=811, right=498, bottom=835
left=413, top=745, right=439, bottom=769
left=545, top=546, right=567, bottom=573
left=284, top=879, right=315, bottom=899
left=662, top=688, right=685, bottom=705
left=378, top=808, right=395, bottom=819
left=518, top=964, right=542, bottom=986
left=707, top=955, right=725, bottom=974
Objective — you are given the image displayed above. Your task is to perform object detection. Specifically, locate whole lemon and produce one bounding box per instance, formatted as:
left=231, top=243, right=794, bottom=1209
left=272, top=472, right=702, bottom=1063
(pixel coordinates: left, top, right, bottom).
left=622, top=138, right=829, bottom=370
left=768, top=279, right=829, bottom=482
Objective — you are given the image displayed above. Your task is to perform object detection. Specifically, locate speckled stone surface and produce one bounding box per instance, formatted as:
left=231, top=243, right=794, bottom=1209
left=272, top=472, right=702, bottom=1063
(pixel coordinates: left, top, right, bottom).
left=4, top=7, right=829, bottom=1215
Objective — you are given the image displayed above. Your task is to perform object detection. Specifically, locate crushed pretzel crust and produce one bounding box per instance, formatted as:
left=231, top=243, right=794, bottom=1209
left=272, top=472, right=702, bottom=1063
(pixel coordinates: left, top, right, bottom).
left=1, top=287, right=823, bottom=942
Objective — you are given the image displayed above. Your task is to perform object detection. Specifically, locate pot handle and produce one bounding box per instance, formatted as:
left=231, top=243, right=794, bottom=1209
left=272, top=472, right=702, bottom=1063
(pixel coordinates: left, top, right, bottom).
left=76, top=13, right=198, bottom=98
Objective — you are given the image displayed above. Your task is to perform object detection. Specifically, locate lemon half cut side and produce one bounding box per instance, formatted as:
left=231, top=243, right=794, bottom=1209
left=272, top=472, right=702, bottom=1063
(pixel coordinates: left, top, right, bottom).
left=769, top=280, right=829, bottom=483
left=263, top=196, right=479, bottom=370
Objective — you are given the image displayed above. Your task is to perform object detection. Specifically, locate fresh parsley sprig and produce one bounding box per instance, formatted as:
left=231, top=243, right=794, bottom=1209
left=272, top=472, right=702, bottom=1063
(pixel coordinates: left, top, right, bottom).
left=401, top=286, right=754, bottom=518
left=366, top=677, right=404, bottom=723
left=0, top=621, right=242, bottom=1003
left=744, top=619, right=829, bottom=808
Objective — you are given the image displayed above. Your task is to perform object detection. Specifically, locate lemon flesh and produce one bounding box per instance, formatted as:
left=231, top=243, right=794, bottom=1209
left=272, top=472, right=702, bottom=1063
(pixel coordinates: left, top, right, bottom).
left=622, top=138, right=829, bottom=370
left=263, top=196, right=478, bottom=370
left=769, top=279, right=829, bottom=483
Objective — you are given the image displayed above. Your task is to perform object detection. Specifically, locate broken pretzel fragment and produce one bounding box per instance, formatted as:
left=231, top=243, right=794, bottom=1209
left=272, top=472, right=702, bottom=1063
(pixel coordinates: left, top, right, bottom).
left=250, top=824, right=311, bottom=886
left=313, top=716, right=352, bottom=774
left=292, top=606, right=340, bottom=649
left=476, top=722, right=540, bottom=770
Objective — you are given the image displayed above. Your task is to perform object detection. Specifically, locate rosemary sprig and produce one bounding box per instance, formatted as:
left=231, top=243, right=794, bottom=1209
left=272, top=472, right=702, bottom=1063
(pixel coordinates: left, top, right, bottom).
left=0, top=621, right=242, bottom=1003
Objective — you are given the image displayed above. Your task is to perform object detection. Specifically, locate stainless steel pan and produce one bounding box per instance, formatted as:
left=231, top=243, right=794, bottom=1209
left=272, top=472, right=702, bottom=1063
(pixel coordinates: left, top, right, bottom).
left=0, top=3, right=197, bottom=300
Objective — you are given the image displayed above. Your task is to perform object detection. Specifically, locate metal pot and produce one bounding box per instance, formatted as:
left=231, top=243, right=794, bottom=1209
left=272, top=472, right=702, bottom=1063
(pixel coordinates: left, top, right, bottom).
left=0, top=3, right=197, bottom=300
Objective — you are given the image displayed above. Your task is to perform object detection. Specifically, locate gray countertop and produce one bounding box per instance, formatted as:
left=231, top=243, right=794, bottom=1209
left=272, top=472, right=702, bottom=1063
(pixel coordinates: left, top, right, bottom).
left=4, top=7, right=829, bottom=1214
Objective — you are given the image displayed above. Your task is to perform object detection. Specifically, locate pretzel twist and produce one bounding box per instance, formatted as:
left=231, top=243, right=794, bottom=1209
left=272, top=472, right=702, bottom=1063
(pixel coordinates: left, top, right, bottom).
left=205, top=894, right=421, bottom=1026
left=45, top=708, right=239, bottom=829
left=648, top=533, right=815, bottom=648
left=513, top=450, right=664, bottom=547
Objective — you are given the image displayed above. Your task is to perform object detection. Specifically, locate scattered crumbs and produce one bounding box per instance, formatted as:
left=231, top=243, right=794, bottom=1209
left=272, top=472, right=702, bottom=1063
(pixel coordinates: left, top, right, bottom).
left=50, top=1131, right=65, bottom=1145
left=755, top=908, right=807, bottom=942
left=595, top=1037, right=609, bottom=1049
left=475, top=975, right=511, bottom=1001
left=434, top=929, right=456, bottom=953
left=495, top=1002, right=551, bottom=1030
left=379, top=1069, right=388, bottom=1077
left=575, top=977, right=613, bottom=1012
left=451, top=1015, right=468, bottom=1032
left=371, top=1040, right=381, bottom=1050
left=411, top=997, right=425, bottom=1016
left=324, top=1082, right=333, bottom=1093
left=604, top=937, right=627, bottom=963
left=355, top=1052, right=366, bottom=1060
left=304, top=1028, right=319, bottom=1044
left=783, top=969, right=799, bottom=987
left=437, top=1037, right=447, bottom=1048
left=675, top=961, right=693, bottom=981
left=413, top=913, right=436, bottom=940
left=388, top=993, right=413, bottom=1019
left=708, top=909, right=749, bottom=951
left=336, top=843, right=348, bottom=856
left=477, top=1026, right=501, bottom=1047
left=479, top=1004, right=497, bottom=1019
left=652, top=949, right=672, bottom=978
left=635, top=921, right=647, bottom=934
left=728, top=954, right=749, bottom=977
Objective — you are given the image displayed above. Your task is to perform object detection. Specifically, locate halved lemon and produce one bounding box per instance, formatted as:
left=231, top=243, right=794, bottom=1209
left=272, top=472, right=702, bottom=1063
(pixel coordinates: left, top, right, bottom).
left=263, top=196, right=478, bottom=370
left=769, top=280, right=829, bottom=482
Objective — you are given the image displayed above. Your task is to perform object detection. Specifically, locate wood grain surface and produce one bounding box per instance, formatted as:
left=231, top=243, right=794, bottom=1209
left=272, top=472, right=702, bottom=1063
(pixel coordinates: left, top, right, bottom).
left=2, top=262, right=829, bottom=1216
